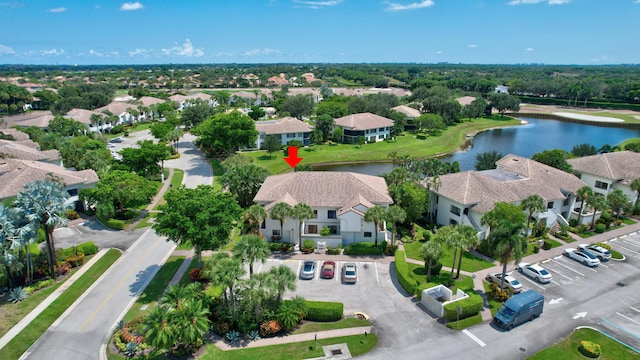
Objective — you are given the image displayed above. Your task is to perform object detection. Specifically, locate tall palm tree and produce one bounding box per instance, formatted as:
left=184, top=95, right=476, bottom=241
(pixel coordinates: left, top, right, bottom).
left=631, top=178, right=640, bottom=215
left=242, top=272, right=274, bottom=321
left=233, top=234, right=271, bottom=277
left=15, top=180, right=71, bottom=278
left=364, top=206, right=388, bottom=247
left=265, top=264, right=296, bottom=302
left=587, top=195, right=607, bottom=229
left=442, top=226, right=465, bottom=282
left=0, top=205, right=19, bottom=287
left=161, top=283, right=200, bottom=310
left=606, top=190, right=629, bottom=221
left=576, top=186, right=594, bottom=225
left=291, top=203, right=314, bottom=249
left=143, top=305, right=176, bottom=353
left=386, top=205, right=406, bottom=245
left=203, top=255, right=245, bottom=321
left=456, top=225, right=480, bottom=279
left=245, top=204, right=267, bottom=235
left=521, top=194, right=546, bottom=230
left=481, top=202, right=527, bottom=291
left=269, top=202, right=292, bottom=241
left=420, top=239, right=442, bottom=281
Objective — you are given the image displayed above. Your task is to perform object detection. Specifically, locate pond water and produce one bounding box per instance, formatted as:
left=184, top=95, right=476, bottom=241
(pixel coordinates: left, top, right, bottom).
left=315, top=117, right=640, bottom=175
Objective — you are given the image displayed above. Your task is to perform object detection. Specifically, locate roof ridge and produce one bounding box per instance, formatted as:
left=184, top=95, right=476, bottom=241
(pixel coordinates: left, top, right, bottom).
left=603, top=152, right=615, bottom=179
left=349, top=173, right=387, bottom=202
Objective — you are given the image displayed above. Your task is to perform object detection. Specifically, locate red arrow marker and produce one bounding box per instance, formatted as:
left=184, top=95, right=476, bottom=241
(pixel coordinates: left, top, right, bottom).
left=284, top=146, right=303, bottom=168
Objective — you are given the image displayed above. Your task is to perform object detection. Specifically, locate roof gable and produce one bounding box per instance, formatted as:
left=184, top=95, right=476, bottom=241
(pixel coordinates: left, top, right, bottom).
left=334, top=112, right=394, bottom=131
left=567, top=151, right=640, bottom=186
left=255, top=117, right=314, bottom=135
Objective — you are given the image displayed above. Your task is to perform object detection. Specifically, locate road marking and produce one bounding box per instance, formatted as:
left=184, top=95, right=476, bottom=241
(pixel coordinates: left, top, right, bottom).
left=296, top=261, right=302, bottom=278
left=598, top=263, right=609, bottom=269
left=519, top=275, right=546, bottom=290
left=549, top=260, right=584, bottom=277
left=551, top=280, right=561, bottom=285
left=462, top=329, right=486, bottom=347
left=335, top=261, right=340, bottom=282
left=602, top=317, right=640, bottom=340
left=555, top=257, right=595, bottom=274
left=374, top=262, right=379, bottom=283
left=630, top=306, right=640, bottom=313
left=611, top=243, right=640, bottom=255
left=620, top=238, right=640, bottom=249
left=572, top=312, right=587, bottom=319
left=617, top=312, right=640, bottom=326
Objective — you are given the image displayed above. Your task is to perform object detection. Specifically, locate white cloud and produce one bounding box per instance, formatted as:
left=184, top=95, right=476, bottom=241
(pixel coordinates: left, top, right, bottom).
left=508, top=0, right=570, bottom=5
left=161, top=39, right=204, bottom=57
left=525, top=47, right=534, bottom=52
left=243, top=48, right=281, bottom=56
left=120, top=2, right=144, bottom=11
left=129, top=48, right=153, bottom=57
left=40, top=48, right=65, bottom=56
left=436, top=50, right=443, bottom=54
left=634, top=0, right=640, bottom=3
left=293, top=0, right=342, bottom=9
left=214, top=52, right=233, bottom=57
left=48, top=7, right=66, bottom=13
left=88, top=49, right=103, bottom=56
left=385, top=0, right=434, bottom=11
left=468, top=44, right=477, bottom=48
left=0, top=44, right=15, bottom=55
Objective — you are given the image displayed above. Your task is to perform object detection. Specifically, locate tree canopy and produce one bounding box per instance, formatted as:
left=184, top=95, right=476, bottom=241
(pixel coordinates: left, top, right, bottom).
left=80, top=170, right=157, bottom=218
left=219, top=164, right=270, bottom=208
left=192, top=111, right=258, bottom=157
left=531, top=149, right=573, bottom=173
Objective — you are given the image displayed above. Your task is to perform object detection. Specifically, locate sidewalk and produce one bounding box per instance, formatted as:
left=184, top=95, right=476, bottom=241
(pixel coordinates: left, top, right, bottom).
left=126, top=167, right=175, bottom=232
left=0, top=248, right=110, bottom=351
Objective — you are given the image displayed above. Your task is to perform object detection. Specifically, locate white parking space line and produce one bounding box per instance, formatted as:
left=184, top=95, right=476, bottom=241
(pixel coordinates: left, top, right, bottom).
left=598, top=263, right=609, bottom=269
left=619, top=237, right=640, bottom=248
left=316, top=261, right=320, bottom=280
left=462, top=329, right=486, bottom=347
left=551, top=280, right=561, bottom=286
left=549, top=259, right=586, bottom=277
left=558, top=257, right=598, bottom=273
left=630, top=307, right=640, bottom=313
left=335, top=261, right=340, bottom=282
left=610, top=242, right=640, bottom=255
left=518, top=276, right=547, bottom=290
left=374, top=262, right=379, bottom=283
left=296, top=261, right=302, bottom=277
left=617, top=312, right=640, bottom=326
left=543, top=264, right=573, bottom=281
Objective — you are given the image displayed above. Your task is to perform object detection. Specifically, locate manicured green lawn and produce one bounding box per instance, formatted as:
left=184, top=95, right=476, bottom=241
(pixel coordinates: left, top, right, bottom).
left=0, top=249, right=122, bottom=360
left=123, top=256, right=185, bottom=321
left=291, top=318, right=371, bottom=335
left=243, top=117, right=521, bottom=174
left=408, top=262, right=474, bottom=290
left=134, top=212, right=157, bottom=229
left=446, top=313, right=482, bottom=330
left=404, top=241, right=495, bottom=273
left=200, top=334, right=378, bottom=360
left=529, top=328, right=639, bottom=359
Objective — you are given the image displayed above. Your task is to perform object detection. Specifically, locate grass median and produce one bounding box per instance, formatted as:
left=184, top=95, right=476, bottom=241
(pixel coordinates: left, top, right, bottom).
left=0, top=249, right=122, bottom=360
left=529, top=327, right=639, bottom=359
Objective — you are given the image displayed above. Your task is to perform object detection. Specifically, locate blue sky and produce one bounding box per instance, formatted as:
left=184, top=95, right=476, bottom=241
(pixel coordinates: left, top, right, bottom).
left=0, top=0, right=638, bottom=65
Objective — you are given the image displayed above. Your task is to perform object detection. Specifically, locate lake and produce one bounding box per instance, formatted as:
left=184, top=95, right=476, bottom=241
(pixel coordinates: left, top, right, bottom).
left=315, top=117, right=640, bottom=175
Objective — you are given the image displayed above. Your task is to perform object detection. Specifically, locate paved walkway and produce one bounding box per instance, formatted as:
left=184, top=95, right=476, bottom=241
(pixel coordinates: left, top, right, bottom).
left=0, top=248, right=110, bottom=351
left=125, top=167, right=175, bottom=231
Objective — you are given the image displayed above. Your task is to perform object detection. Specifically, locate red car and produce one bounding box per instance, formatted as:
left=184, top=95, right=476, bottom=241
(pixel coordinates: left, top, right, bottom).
left=320, top=261, right=336, bottom=279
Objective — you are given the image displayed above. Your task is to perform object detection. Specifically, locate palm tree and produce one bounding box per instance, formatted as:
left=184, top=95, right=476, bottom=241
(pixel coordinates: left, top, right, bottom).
left=576, top=186, right=594, bottom=225
left=203, top=255, right=245, bottom=320
left=587, top=195, right=607, bottom=229
left=175, top=299, right=210, bottom=350
left=420, top=239, right=442, bottom=281
left=598, top=144, right=613, bottom=154
left=143, top=305, right=175, bottom=353
left=442, top=226, right=465, bottom=282
left=631, top=178, right=640, bottom=215
left=161, top=283, right=200, bottom=310
left=265, top=264, right=296, bottom=302
left=233, top=234, right=271, bottom=277
left=481, top=202, right=527, bottom=291
left=291, top=203, right=314, bottom=249
left=269, top=202, right=292, bottom=241
left=15, top=180, right=71, bottom=278
left=521, top=194, right=546, bottom=230
left=386, top=205, right=406, bottom=245
left=606, top=190, right=629, bottom=221
left=242, top=272, right=274, bottom=321
left=89, top=113, right=103, bottom=133
left=245, top=204, right=267, bottom=234
left=364, top=206, right=388, bottom=247
left=456, top=225, right=480, bottom=279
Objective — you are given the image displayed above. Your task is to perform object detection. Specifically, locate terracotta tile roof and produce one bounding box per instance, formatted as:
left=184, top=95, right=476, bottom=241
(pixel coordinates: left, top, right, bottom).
left=425, top=154, right=586, bottom=214
left=5, top=112, right=55, bottom=128
left=0, top=128, right=30, bottom=141
left=456, top=96, right=477, bottom=106
left=334, top=112, right=394, bottom=131
left=96, top=101, right=135, bottom=115
left=392, top=105, right=421, bottom=118
left=65, top=108, right=104, bottom=125
left=138, top=96, right=166, bottom=106
left=255, top=117, right=314, bottom=135
left=0, top=140, right=60, bottom=162
left=0, top=158, right=98, bottom=200
left=567, top=151, right=640, bottom=186
left=254, top=172, right=392, bottom=208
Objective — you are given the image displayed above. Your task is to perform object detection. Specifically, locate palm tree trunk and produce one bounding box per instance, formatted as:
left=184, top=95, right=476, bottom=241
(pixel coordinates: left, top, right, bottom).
left=456, top=247, right=464, bottom=279
left=374, top=221, right=379, bottom=247
left=500, top=263, right=508, bottom=291
left=450, top=250, right=457, bottom=282
left=196, top=245, right=202, bottom=268
left=249, top=261, right=254, bottom=277
left=426, top=259, right=432, bottom=281
left=577, top=203, right=584, bottom=224
left=591, top=211, right=597, bottom=229
left=44, top=226, right=56, bottom=278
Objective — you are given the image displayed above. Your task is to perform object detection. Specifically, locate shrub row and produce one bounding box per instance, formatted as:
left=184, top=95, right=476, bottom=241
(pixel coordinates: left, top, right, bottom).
left=343, top=241, right=385, bottom=256
left=24, top=279, right=55, bottom=295
left=97, top=215, right=126, bottom=230
left=443, top=291, right=483, bottom=321
left=305, top=300, right=343, bottom=322
left=77, top=242, right=99, bottom=256
left=394, top=250, right=417, bottom=296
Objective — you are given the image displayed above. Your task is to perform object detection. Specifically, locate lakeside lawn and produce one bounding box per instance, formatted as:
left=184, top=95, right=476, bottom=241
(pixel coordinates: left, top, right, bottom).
left=529, top=327, right=639, bottom=360
left=243, top=117, right=521, bottom=174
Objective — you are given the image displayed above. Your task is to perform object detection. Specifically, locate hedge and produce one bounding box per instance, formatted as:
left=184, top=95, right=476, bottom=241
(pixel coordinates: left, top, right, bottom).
left=443, top=291, right=484, bottom=321
left=394, top=250, right=417, bottom=296
left=97, top=215, right=126, bottom=230
left=343, top=242, right=385, bottom=256
left=416, top=282, right=440, bottom=301
left=77, top=242, right=99, bottom=256
left=305, top=300, right=343, bottom=322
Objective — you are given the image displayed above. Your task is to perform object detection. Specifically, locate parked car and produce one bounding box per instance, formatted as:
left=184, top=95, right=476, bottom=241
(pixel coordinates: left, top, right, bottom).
left=485, top=272, right=523, bottom=293
left=342, top=263, right=357, bottom=284
left=109, top=137, right=124, bottom=143
left=578, top=244, right=611, bottom=261
left=320, top=261, right=336, bottom=279
left=563, top=248, right=600, bottom=267
left=516, top=263, right=552, bottom=283
left=300, top=260, right=316, bottom=280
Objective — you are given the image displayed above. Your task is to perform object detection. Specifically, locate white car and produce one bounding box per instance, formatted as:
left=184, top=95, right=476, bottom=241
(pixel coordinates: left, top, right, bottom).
left=563, top=248, right=600, bottom=267
left=578, top=244, right=611, bottom=261
left=485, top=272, right=523, bottom=293
left=516, top=262, right=552, bottom=283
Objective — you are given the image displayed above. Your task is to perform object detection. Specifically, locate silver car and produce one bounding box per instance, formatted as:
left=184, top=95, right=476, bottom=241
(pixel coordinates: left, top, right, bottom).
left=578, top=244, right=611, bottom=261
left=563, top=248, right=600, bottom=267
left=300, top=260, right=316, bottom=280
left=516, top=262, right=552, bottom=283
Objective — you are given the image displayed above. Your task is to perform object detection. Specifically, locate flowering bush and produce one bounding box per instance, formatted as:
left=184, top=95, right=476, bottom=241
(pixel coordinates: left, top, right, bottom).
left=189, top=267, right=201, bottom=281
left=579, top=340, right=602, bottom=358
left=259, top=320, right=282, bottom=337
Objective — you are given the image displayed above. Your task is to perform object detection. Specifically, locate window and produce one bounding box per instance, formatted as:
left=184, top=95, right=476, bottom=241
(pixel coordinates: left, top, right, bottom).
left=307, top=225, right=318, bottom=234
left=328, top=210, right=337, bottom=219
left=547, top=201, right=554, bottom=209
left=563, top=197, right=570, bottom=206
left=328, top=225, right=338, bottom=235
left=449, top=219, right=458, bottom=225
left=67, top=189, right=78, bottom=196
left=312, top=210, right=318, bottom=218
left=286, top=133, right=295, bottom=138
left=450, top=205, right=461, bottom=216
left=261, top=220, right=266, bottom=229
left=364, top=231, right=372, bottom=238
left=378, top=134, right=384, bottom=139
left=378, top=127, right=385, bottom=132
left=595, top=181, right=608, bottom=190
left=272, top=229, right=281, bottom=236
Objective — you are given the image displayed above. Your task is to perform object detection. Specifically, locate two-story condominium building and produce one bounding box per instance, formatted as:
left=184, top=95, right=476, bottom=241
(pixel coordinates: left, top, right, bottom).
left=254, top=117, right=314, bottom=148
left=253, top=172, right=393, bottom=248
left=567, top=151, right=640, bottom=202
left=424, top=154, right=588, bottom=239
left=169, top=92, right=217, bottom=110
left=334, top=113, right=394, bottom=143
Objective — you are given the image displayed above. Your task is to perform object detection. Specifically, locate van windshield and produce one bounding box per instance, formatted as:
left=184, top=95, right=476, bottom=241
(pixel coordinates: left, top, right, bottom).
left=498, top=306, right=516, bottom=319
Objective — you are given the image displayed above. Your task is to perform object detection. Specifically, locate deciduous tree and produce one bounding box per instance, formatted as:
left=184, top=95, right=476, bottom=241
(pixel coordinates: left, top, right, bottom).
left=192, top=111, right=258, bottom=157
